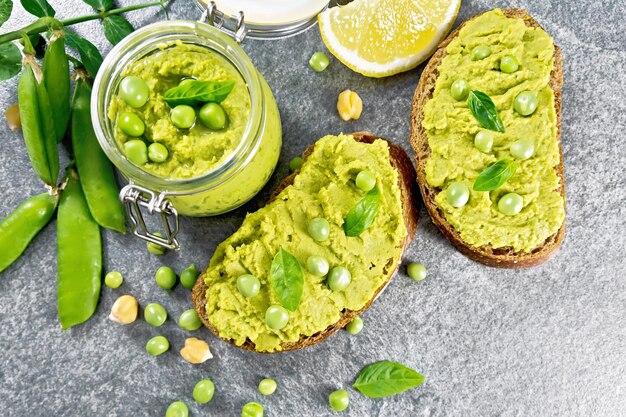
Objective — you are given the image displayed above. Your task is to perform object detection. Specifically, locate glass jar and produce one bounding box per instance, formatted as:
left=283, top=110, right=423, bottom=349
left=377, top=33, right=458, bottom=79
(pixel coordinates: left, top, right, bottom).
left=92, top=18, right=282, bottom=249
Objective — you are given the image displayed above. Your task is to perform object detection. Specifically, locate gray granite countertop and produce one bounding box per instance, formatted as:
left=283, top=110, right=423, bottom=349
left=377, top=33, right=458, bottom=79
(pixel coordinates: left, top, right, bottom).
left=0, top=1, right=624, bottom=416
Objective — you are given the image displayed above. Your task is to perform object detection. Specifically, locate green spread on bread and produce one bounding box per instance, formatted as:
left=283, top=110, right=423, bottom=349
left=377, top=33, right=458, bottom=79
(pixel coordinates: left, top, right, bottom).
left=201, top=134, right=407, bottom=352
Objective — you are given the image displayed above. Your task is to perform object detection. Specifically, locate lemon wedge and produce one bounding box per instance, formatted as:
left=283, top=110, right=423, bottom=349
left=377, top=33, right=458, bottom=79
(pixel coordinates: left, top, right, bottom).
left=318, top=0, right=461, bottom=77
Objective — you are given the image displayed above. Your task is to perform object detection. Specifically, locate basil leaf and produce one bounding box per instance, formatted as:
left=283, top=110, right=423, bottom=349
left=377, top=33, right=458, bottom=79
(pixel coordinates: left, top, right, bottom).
left=0, top=42, right=21, bottom=81
left=20, top=0, right=54, bottom=17
left=0, top=0, right=13, bottom=27
left=353, top=361, right=426, bottom=398
left=468, top=90, right=505, bottom=133
left=344, top=187, right=381, bottom=237
left=270, top=248, right=304, bottom=312
left=82, top=0, right=113, bottom=11
left=163, top=80, right=235, bottom=107
left=473, top=159, right=518, bottom=191
left=64, top=29, right=103, bottom=78
left=103, top=15, right=134, bottom=45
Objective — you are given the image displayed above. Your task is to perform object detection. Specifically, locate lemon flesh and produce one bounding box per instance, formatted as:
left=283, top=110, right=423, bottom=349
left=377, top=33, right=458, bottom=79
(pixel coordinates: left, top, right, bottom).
left=318, top=0, right=461, bottom=77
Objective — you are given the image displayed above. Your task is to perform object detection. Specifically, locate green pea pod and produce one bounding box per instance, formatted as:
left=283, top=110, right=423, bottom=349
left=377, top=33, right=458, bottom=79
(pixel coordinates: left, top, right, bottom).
left=18, top=61, right=54, bottom=185
left=0, top=193, right=58, bottom=273
left=43, top=31, right=70, bottom=143
left=35, top=75, right=59, bottom=185
left=72, top=75, right=126, bottom=233
left=57, top=170, right=102, bottom=330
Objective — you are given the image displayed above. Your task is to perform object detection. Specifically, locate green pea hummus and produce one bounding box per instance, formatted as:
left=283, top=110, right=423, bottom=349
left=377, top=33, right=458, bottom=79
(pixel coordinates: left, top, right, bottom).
left=108, top=42, right=251, bottom=179
left=203, top=134, right=406, bottom=352
left=423, top=9, right=565, bottom=253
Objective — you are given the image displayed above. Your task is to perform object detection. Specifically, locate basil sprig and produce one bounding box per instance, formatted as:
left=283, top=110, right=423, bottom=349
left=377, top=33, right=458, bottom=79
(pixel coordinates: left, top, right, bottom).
left=163, top=80, right=235, bottom=107
left=468, top=90, right=505, bottom=132
left=353, top=361, right=426, bottom=398
left=473, top=159, right=518, bottom=191
left=344, top=187, right=381, bottom=237
left=270, top=248, right=304, bottom=312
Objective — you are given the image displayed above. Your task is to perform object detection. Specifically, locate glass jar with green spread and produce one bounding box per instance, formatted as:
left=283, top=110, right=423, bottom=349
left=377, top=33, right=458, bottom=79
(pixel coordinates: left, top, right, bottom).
left=92, top=10, right=283, bottom=249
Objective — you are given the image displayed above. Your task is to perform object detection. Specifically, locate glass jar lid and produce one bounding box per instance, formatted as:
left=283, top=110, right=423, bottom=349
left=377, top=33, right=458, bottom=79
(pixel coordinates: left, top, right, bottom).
left=194, top=0, right=329, bottom=40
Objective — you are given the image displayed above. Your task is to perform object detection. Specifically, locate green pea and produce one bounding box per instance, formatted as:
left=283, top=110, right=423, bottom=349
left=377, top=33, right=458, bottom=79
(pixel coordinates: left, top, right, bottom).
left=155, top=266, right=177, bottom=289
left=124, top=139, right=148, bottom=165
left=170, top=105, right=196, bottom=129
left=178, top=78, right=195, bottom=88
left=474, top=130, right=493, bottom=153
left=471, top=45, right=491, bottom=60
left=165, top=401, right=188, bottom=417
left=193, top=379, right=215, bottom=404
left=144, top=303, right=167, bottom=327
left=498, top=193, right=523, bottom=216
left=265, top=305, right=289, bottom=330
left=345, top=316, right=363, bottom=335
left=510, top=138, right=535, bottom=160
left=178, top=309, right=202, bottom=331
left=329, top=389, right=349, bottom=412
left=118, top=112, right=145, bottom=137
left=180, top=264, right=199, bottom=289
left=308, top=217, right=330, bottom=241
left=446, top=181, right=469, bottom=208
left=147, top=232, right=167, bottom=255
left=148, top=143, right=169, bottom=163
left=309, top=51, right=330, bottom=72
left=258, top=378, right=277, bottom=396
left=146, top=336, right=169, bottom=356
left=236, top=274, right=261, bottom=298
left=306, top=255, right=329, bottom=277
left=407, top=262, right=428, bottom=281
left=199, top=102, right=227, bottom=130
left=289, top=156, right=304, bottom=172
left=327, top=266, right=351, bottom=292
left=241, top=402, right=264, bottom=417
left=355, top=170, right=376, bottom=192
left=119, top=76, right=149, bottom=108
left=104, top=271, right=123, bottom=288
left=450, top=79, right=469, bottom=100
left=500, top=55, right=519, bottom=73
left=513, top=91, right=538, bottom=116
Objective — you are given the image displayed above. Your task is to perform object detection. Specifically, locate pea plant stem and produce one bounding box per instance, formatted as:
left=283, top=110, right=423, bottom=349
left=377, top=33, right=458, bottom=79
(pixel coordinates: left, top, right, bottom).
left=0, top=1, right=166, bottom=45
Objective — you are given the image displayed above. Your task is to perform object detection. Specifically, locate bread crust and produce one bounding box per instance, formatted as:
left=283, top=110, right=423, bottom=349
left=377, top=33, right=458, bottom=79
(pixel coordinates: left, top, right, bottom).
left=192, top=132, right=419, bottom=352
left=409, top=8, right=566, bottom=268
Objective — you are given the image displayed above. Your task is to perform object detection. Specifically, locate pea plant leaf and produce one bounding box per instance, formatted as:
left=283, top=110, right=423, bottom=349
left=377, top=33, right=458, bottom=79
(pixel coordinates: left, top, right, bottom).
left=81, top=0, right=113, bottom=11
left=468, top=90, right=505, bottom=133
left=103, top=15, right=134, bottom=45
left=20, top=0, right=55, bottom=17
left=0, top=0, right=13, bottom=27
left=0, top=42, right=22, bottom=81
left=270, top=248, right=304, bottom=312
left=343, top=187, right=381, bottom=237
left=353, top=361, right=426, bottom=398
left=163, top=80, right=235, bottom=107
left=473, top=159, right=518, bottom=191
left=64, top=29, right=102, bottom=78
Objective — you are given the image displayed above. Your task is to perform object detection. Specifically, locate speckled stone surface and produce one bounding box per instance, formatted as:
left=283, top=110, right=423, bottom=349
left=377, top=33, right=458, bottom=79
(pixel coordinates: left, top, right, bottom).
left=1, top=1, right=625, bottom=416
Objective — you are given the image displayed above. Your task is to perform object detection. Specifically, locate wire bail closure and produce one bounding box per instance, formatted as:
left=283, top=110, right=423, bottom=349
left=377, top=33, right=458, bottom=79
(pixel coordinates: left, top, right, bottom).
left=119, top=183, right=180, bottom=250
left=200, top=1, right=247, bottom=43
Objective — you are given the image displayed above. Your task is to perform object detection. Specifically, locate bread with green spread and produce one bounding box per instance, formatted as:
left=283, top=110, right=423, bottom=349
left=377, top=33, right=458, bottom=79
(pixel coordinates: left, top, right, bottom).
left=410, top=8, right=566, bottom=268
left=192, top=132, right=418, bottom=352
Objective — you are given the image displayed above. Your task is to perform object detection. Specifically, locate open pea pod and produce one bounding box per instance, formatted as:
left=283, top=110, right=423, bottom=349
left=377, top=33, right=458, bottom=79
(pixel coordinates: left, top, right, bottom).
left=43, top=30, right=70, bottom=143
left=0, top=193, right=58, bottom=273
left=71, top=74, right=126, bottom=233
left=17, top=56, right=59, bottom=186
left=57, top=169, right=102, bottom=330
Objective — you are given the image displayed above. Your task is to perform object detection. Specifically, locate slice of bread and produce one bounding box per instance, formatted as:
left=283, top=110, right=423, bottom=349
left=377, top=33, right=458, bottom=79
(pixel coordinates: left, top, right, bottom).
left=192, top=132, right=419, bottom=352
left=410, top=8, right=566, bottom=268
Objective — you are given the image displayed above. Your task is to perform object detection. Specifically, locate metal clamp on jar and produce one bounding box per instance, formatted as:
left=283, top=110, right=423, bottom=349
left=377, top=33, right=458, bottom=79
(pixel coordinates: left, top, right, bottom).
left=92, top=2, right=328, bottom=250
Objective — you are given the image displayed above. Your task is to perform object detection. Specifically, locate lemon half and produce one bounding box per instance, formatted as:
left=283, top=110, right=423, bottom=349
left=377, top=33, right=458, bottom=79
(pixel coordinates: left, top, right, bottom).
left=318, top=0, right=461, bottom=77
